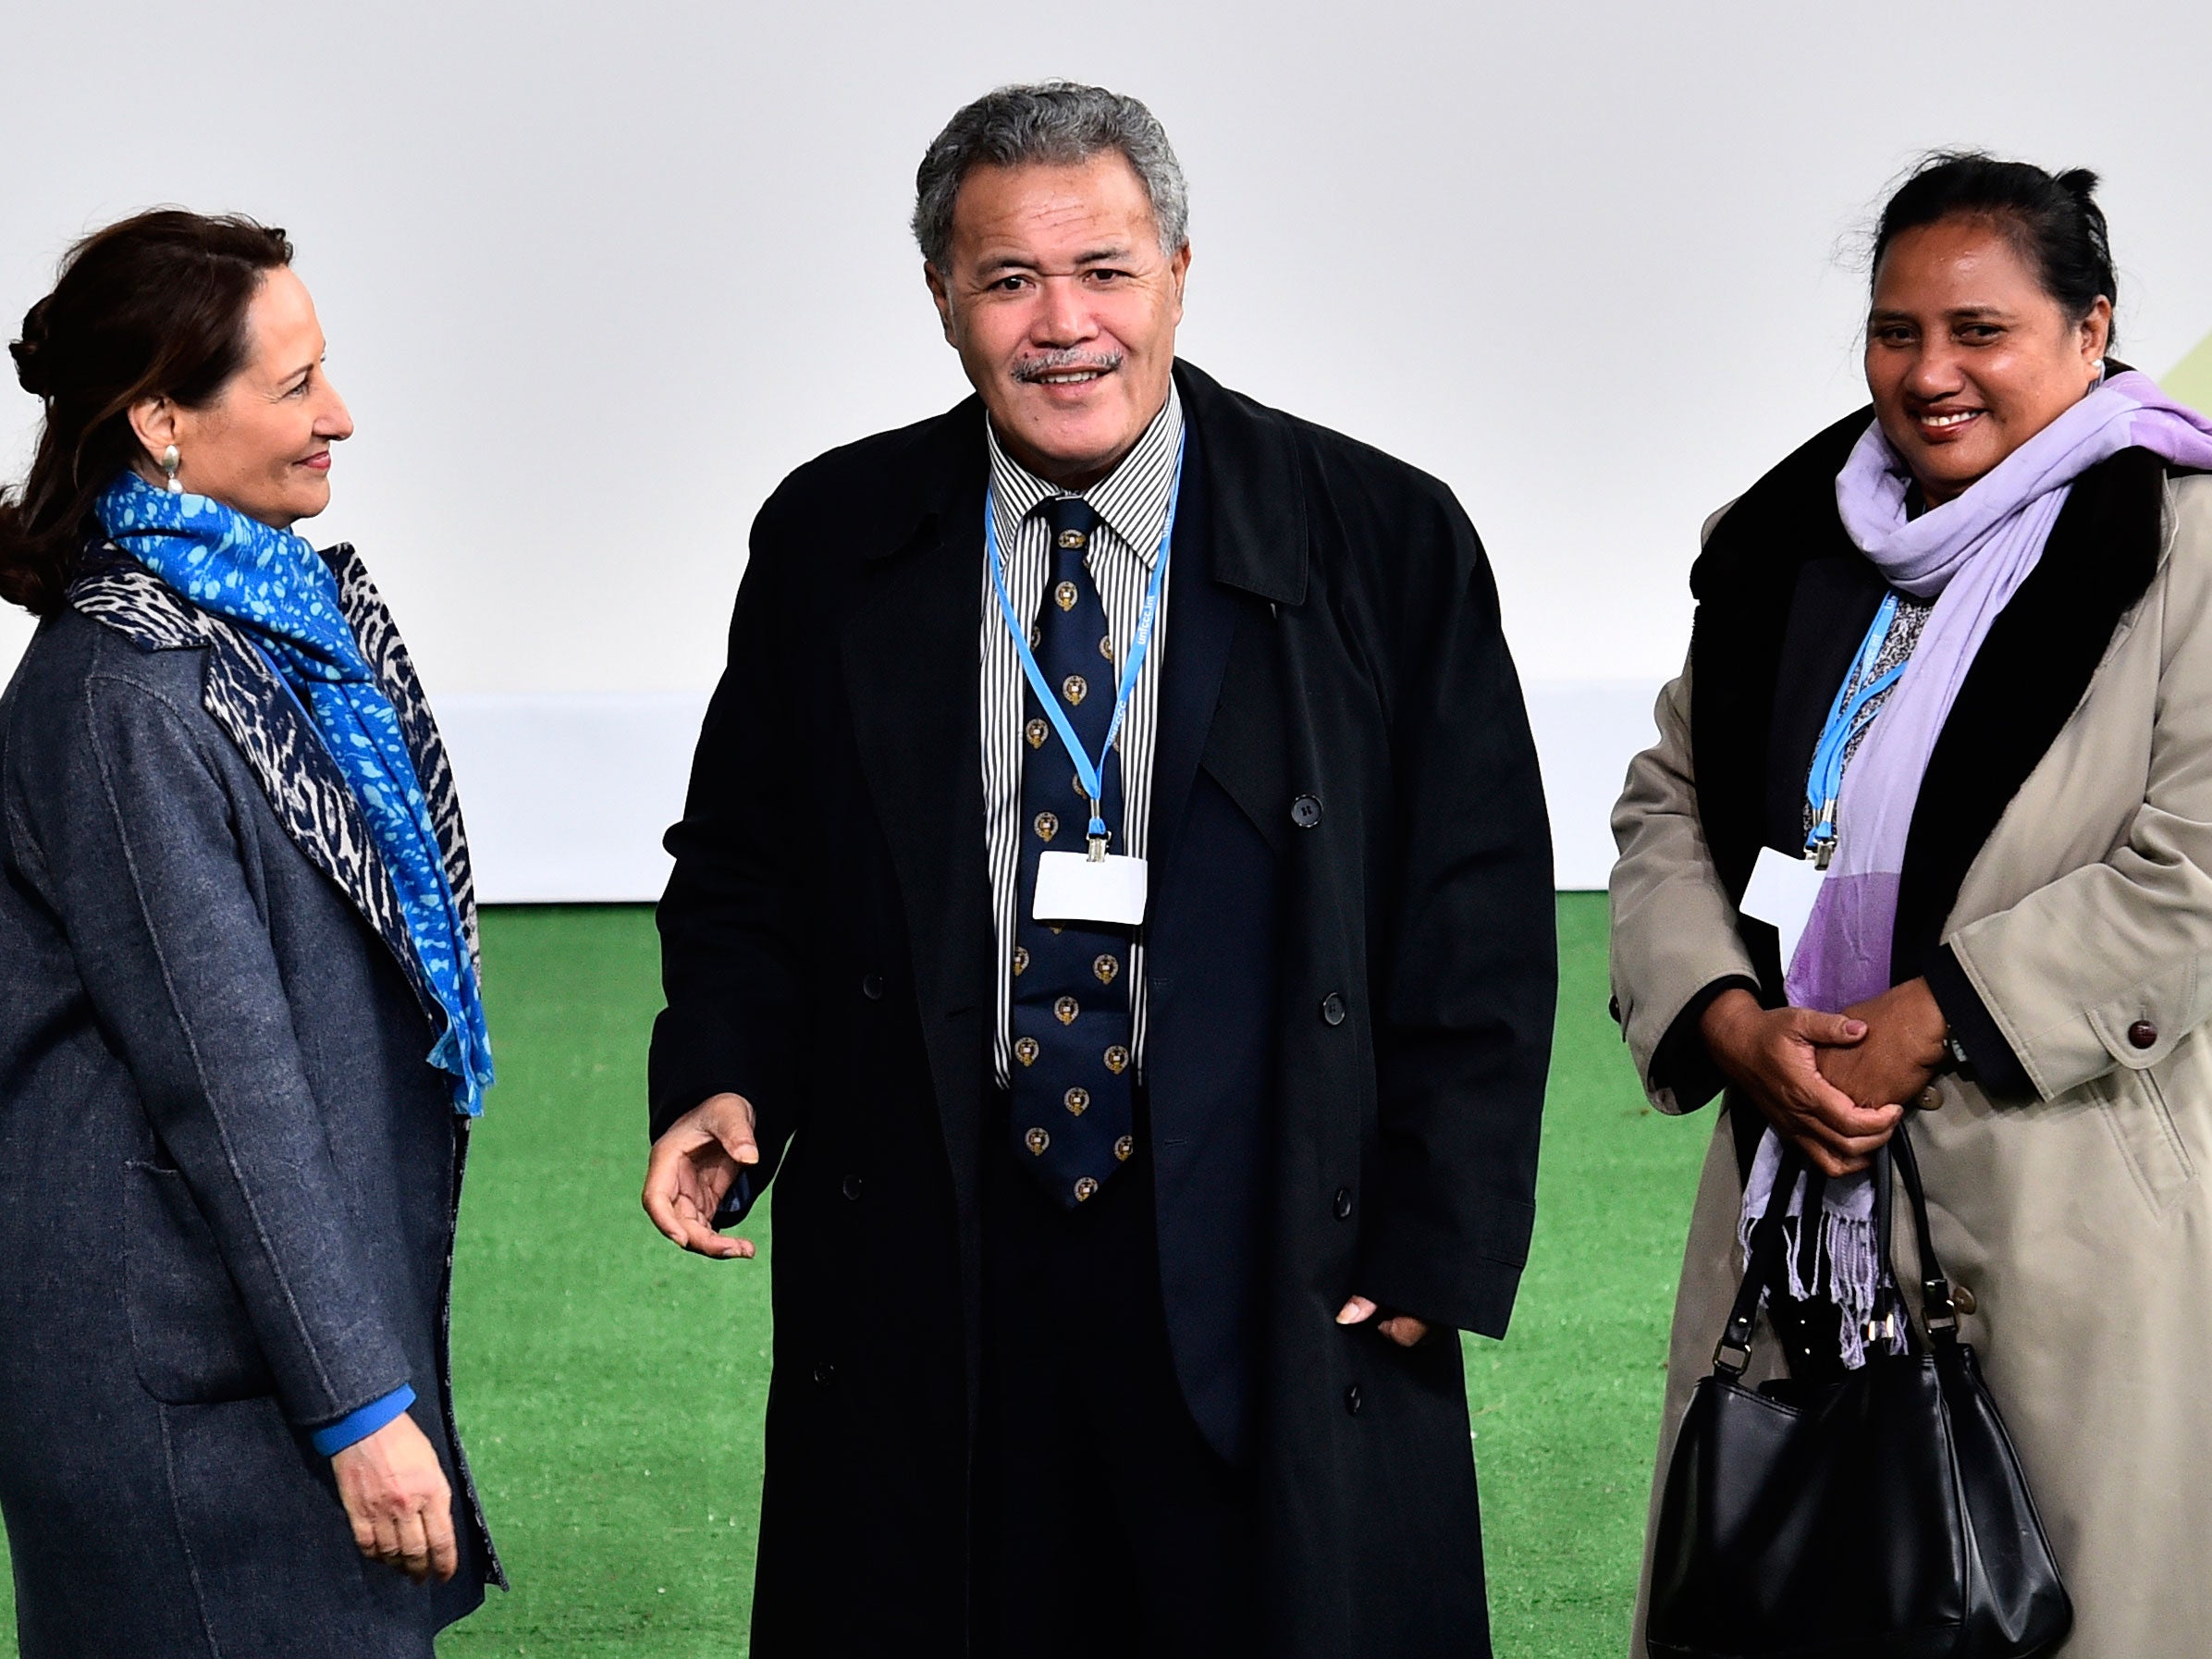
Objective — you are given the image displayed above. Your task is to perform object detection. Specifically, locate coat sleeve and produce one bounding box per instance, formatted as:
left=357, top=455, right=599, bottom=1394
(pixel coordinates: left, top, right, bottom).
left=1944, top=477, right=2212, bottom=1099
left=1355, top=493, right=1556, bottom=1340
left=1607, top=657, right=1763, bottom=1112
left=648, top=487, right=808, bottom=1214
left=29, top=670, right=412, bottom=1432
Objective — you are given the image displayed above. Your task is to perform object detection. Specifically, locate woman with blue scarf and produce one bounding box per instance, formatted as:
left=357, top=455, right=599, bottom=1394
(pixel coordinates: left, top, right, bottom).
left=1612, top=155, right=2212, bottom=1654
left=0, top=212, right=498, bottom=1656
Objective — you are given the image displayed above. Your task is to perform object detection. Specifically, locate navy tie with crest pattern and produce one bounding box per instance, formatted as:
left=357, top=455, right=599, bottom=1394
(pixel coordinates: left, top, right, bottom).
left=1009, top=496, right=1137, bottom=1208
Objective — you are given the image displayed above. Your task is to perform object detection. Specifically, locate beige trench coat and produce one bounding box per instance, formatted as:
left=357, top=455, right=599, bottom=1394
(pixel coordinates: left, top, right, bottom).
left=1610, top=471, right=2212, bottom=1658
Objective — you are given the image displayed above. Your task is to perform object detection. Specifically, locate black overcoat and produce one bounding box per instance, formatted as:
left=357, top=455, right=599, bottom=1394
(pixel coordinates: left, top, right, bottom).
left=0, top=555, right=498, bottom=1658
left=651, top=362, right=1556, bottom=1656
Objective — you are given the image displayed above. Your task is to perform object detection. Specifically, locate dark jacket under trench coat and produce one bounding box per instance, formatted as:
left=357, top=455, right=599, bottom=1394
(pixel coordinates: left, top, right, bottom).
left=0, top=552, right=498, bottom=1659
left=651, top=362, right=1557, bottom=1657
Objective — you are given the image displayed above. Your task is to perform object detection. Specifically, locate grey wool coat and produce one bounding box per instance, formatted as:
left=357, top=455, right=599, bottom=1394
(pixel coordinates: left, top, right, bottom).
left=0, top=551, right=498, bottom=1659
left=1611, top=418, right=2212, bottom=1658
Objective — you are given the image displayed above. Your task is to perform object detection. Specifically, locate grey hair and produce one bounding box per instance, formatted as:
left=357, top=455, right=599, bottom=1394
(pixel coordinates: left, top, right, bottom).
left=913, top=81, right=1189, bottom=269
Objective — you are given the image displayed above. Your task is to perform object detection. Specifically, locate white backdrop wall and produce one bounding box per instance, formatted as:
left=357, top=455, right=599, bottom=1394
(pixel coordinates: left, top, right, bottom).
left=7, top=1, right=2212, bottom=896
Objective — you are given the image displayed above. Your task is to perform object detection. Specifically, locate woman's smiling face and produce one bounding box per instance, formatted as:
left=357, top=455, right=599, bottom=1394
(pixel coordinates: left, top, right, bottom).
left=129, top=264, right=353, bottom=530
left=1864, top=215, right=2110, bottom=505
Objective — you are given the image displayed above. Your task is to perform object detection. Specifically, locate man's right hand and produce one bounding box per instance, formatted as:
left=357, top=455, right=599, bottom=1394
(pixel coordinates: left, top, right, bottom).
left=1699, top=989, right=1902, bottom=1177
left=642, top=1093, right=760, bottom=1259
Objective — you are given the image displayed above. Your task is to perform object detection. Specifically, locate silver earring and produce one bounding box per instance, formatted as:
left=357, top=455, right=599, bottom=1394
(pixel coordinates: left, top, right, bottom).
left=160, top=445, right=182, bottom=493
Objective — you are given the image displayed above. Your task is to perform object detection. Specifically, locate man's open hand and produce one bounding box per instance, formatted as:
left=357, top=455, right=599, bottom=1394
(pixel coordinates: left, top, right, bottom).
left=642, top=1093, right=760, bottom=1259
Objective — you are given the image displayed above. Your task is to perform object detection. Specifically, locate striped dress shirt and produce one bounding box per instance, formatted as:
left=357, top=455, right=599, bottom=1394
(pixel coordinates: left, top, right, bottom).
left=982, top=387, right=1184, bottom=1086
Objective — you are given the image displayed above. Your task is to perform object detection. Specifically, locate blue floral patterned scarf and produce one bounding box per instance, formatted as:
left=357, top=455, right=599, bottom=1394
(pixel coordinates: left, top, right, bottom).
left=94, top=471, right=494, bottom=1116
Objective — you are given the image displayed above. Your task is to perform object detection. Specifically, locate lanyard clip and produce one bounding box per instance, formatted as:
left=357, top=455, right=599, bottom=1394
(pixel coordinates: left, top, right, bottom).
left=1809, top=803, right=1838, bottom=870
left=1087, top=801, right=1110, bottom=862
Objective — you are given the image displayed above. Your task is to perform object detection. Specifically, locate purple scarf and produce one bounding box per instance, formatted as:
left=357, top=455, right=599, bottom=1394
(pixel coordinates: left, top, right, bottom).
left=1792, top=369, right=2212, bottom=1010
left=1743, top=368, right=2212, bottom=1365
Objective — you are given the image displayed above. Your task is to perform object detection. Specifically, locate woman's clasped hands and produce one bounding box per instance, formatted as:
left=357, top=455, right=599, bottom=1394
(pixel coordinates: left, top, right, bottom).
left=1699, top=979, right=1950, bottom=1176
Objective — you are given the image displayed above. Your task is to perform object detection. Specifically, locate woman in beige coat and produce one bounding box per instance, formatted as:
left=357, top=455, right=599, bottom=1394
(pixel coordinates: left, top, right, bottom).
left=1611, top=153, right=2212, bottom=1657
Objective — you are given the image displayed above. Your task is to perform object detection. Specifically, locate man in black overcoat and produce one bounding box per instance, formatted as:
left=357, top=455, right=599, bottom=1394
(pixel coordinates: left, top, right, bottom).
left=643, top=80, right=1555, bottom=1658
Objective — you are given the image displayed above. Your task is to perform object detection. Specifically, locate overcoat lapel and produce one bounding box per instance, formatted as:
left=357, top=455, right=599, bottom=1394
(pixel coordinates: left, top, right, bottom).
left=1891, top=447, right=2168, bottom=976
left=1688, top=406, right=1869, bottom=906
left=1761, top=557, right=1886, bottom=854
left=1146, top=364, right=1308, bottom=895
left=1172, top=363, right=1308, bottom=609
left=326, top=545, right=483, bottom=970
left=1141, top=419, right=1240, bottom=899
left=69, top=560, right=444, bottom=1026
left=840, top=414, right=996, bottom=1249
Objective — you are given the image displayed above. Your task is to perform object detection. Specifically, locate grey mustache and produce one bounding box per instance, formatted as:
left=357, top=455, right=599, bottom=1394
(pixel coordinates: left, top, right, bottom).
left=1013, top=351, right=1124, bottom=384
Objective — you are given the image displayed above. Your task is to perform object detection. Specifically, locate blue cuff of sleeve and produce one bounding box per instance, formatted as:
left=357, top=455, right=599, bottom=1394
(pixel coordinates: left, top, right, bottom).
left=311, top=1384, right=416, bottom=1456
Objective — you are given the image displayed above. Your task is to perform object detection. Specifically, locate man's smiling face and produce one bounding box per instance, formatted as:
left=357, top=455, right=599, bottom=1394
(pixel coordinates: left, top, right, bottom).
left=927, top=152, right=1189, bottom=490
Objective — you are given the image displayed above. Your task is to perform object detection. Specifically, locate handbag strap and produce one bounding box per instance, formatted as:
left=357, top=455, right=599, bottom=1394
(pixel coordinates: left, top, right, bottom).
left=1714, top=1144, right=1804, bottom=1376
left=1887, top=1116, right=1961, bottom=1341
left=1712, top=1116, right=1952, bottom=1378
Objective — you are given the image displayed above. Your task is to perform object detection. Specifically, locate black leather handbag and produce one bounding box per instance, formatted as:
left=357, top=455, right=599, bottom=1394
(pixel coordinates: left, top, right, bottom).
left=1646, top=1121, right=2072, bottom=1659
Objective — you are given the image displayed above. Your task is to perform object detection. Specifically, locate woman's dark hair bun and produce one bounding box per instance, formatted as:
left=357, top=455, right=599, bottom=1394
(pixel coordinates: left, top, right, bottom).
left=0, top=210, right=292, bottom=616
left=9, top=299, right=53, bottom=396
left=1872, top=152, right=2118, bottom=350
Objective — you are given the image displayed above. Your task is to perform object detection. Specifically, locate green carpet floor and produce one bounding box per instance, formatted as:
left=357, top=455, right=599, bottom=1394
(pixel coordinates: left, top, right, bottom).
left=0, top=893, right=1709, bottom=1657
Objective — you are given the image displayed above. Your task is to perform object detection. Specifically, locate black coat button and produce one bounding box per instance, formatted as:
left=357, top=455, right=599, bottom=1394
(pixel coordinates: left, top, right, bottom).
left=862, top=973, right=885, bottom=1002
left=1320, top=992, right=1347, bottom=1026
left=812, top=1362, right=836, bottom=1386
left=2130, top=1020, right=2157, bottom=1050
left=1333, top=1187, right=1353, bottom=1221
left=842, top=1174, right=864, bottom=1201
left=1290, top=793, right=1323, bottom=830
left=1344, top=1383, right=1362, bottom=1416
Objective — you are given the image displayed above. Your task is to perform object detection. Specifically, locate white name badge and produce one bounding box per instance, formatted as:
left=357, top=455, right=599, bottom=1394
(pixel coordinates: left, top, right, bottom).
left=1739, top=845, right=1827, bottom=970
left=1033, top=851, right=1149, bottom=927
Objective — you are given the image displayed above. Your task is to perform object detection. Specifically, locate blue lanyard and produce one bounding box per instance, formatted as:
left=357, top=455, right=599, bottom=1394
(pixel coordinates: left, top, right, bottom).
left=1804, top=593, right=1905, bottom=865
left=985, top=433, right=1185, bottom=850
